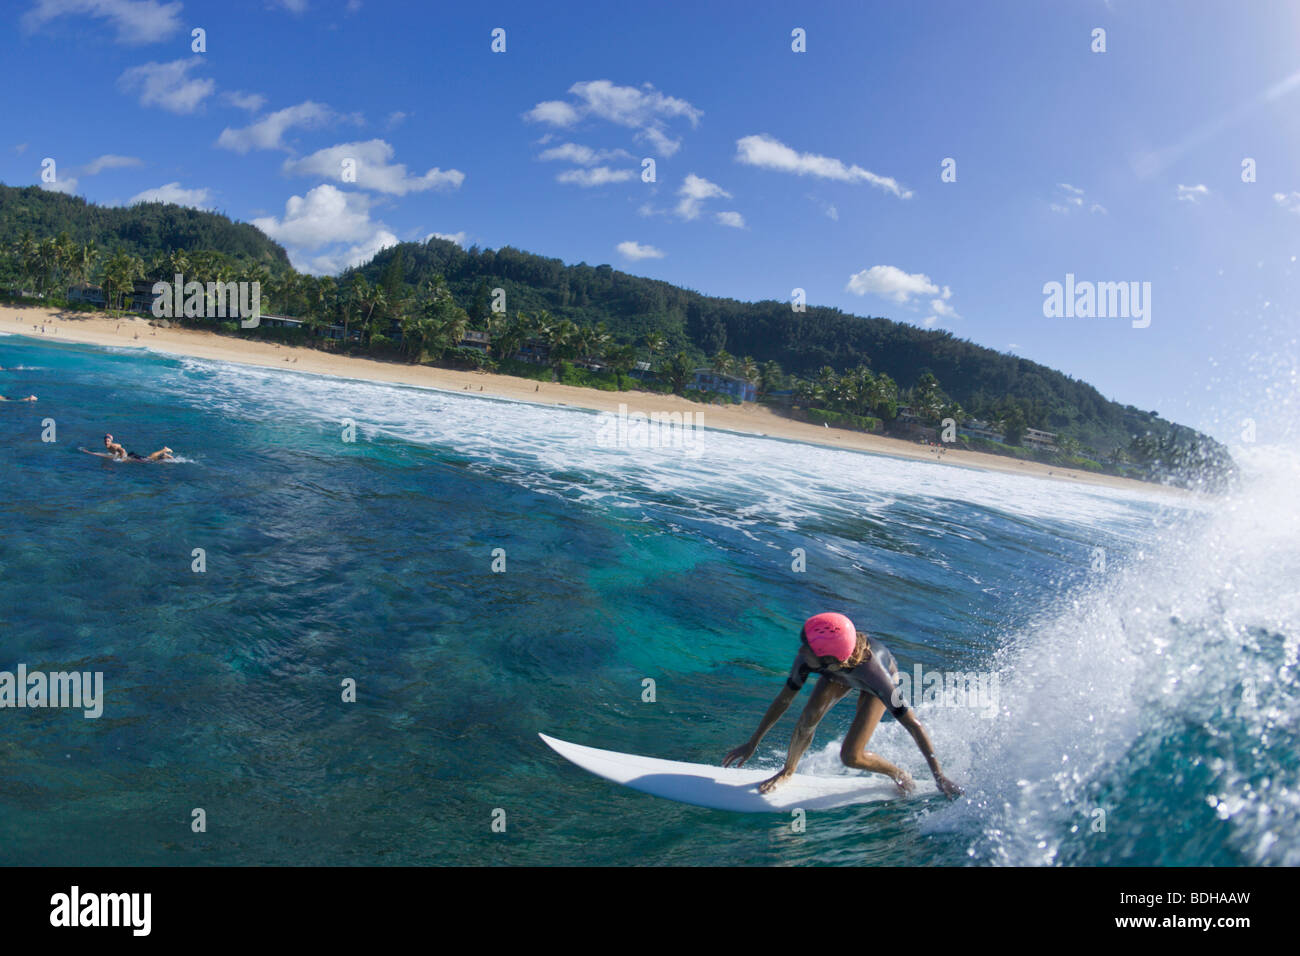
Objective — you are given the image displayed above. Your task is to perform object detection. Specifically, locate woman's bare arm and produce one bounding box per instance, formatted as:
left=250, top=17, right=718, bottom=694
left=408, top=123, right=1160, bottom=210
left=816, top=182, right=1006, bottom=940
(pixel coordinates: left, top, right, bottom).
left=896, top=709, right=963, bottom=798
left=723, top=684, right=798, bottom=766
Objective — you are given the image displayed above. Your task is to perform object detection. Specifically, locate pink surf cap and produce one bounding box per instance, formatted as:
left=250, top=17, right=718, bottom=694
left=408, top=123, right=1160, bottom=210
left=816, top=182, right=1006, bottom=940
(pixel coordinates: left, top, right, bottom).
left=804, top=612, right=857, bottom=661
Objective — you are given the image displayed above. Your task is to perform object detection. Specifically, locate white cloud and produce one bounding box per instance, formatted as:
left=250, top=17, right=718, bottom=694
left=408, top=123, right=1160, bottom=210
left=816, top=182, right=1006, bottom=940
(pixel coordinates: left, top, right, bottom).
left=525, top=80, right=701, bottom=157
left=1177, top=183, right=1209, bottom=203
left=715, top=211, right=745, bottom=228
left=15, top=143, right=29, bottom=154
left=538, top=142, right=632, bottom=165
left=283, top=140, right=464, bottom=195
left=306, top=230, right=399, bottom=275
left=217, top=101, right=351, bottom=153
left=920, top=285, right=961, bottom=327
left=735, top=134, right=912, bottom=198
left=525, top=100, right=581, bottom=127
left=117, top=57, right=214, bottom=114
left=556, top=166, right=635, bottom=187
left=1273, top=191, right=1300, bottom=214
left=127, top=182, right=212, bottom=208
left=638, top=125, right=681, bottom=158
left=845, top=265, right=939, bottom=303
left=617, top=240, right=665, bottom=261
left=253, top=185, right=399, bottom=275
left=23, top=0, right=182, bottom=44
left=222, top=90, right=267, bottom=112
left=252, top=184, right=379, bottom=249
left=426, top=231, right=467, bottom=247
left=82, top=154, right=142, bottom=175
left=39, top=177, right=78, bottom=195
left=274, top=0, right=308, bottom=12
left=928, top=286, right=958, bottom=318
left=1050, top=182, right=1106, bottom=215
left=675, top=174, right=730, bottom=220
left=385, top=110, right=407, bottom=129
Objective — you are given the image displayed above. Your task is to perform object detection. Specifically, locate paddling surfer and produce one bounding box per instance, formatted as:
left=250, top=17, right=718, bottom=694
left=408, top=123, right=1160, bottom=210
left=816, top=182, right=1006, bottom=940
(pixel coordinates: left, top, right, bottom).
left=103, top=433, right=174, bottom=461
left=724, top=612, right=964, bottom=799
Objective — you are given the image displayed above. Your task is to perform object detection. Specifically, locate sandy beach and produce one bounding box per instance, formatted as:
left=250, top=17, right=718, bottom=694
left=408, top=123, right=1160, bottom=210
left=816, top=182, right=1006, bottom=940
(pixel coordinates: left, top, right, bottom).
left=0, top=304, right=1180, bottom=496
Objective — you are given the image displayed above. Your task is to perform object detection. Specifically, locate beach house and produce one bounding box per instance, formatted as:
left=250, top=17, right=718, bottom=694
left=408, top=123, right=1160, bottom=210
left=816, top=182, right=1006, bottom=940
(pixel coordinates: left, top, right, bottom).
left=688, top=369, right=756, bottom=402
left=958, top=419, right=1005, bottom=442
left=1024, top=427, right=1058, bottom=450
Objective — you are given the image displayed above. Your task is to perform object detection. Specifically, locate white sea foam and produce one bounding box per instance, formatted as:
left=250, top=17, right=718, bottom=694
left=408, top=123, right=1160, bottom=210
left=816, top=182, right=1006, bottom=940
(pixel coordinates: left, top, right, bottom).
left=163, top=355, right=1192, bottom=542
left=906, top=443, right=1300, bottom=864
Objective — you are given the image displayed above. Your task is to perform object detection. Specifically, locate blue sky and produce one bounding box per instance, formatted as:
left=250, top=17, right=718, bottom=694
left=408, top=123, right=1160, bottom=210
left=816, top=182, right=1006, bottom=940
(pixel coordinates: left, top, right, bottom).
left=3, top=0, right=1299, bottom=443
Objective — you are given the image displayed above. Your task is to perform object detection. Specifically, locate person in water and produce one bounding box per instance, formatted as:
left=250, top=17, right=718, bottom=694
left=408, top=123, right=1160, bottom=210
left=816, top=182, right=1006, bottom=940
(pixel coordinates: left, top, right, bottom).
left=724, top=612, right=964, bottom=799
left=0, top=394, right=37, bottom=402
left=103, top=433, right=173, bottom=461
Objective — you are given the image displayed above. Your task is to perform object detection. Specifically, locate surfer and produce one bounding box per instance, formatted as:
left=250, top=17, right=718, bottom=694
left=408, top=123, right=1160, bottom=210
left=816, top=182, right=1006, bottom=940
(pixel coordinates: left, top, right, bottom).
left=0, top=394, right=37, bottom=402
left=101, top=434, right=174, bottom=461
left=724, top=612, right=964, bottom=799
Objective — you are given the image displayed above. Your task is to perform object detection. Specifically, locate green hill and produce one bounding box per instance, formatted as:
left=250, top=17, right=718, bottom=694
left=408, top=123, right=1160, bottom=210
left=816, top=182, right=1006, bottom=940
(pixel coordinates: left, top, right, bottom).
left=350, top=238, right=1226, bottom=467
left=0, top=183, right=290, bottom=270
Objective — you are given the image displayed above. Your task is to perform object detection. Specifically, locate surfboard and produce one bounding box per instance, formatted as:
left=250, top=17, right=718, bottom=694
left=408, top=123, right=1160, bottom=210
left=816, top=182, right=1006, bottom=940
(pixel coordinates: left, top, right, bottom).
left=79, top=448, right=170, bottom=462
left=539, top=733, right=933, bottom=813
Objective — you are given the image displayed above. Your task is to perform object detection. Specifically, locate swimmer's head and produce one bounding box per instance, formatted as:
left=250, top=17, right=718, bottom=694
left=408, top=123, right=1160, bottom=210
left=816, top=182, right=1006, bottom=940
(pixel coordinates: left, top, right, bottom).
left=802, top=612, right=862, bottom=666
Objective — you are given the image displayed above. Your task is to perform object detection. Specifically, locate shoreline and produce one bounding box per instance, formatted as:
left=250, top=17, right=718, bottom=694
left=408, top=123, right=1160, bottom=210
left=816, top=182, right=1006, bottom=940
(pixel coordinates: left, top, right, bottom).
left=0, top=304, right=1185, bottom=497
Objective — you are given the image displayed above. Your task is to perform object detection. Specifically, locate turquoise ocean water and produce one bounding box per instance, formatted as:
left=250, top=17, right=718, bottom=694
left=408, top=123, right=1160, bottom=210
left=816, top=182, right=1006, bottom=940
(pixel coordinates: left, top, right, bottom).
left=1, top=333, right=1296, bottom=866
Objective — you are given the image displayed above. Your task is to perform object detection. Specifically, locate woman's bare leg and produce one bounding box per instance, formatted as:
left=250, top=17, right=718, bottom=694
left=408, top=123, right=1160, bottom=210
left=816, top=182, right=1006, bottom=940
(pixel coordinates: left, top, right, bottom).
left=841, top=692, right=913, bottom=790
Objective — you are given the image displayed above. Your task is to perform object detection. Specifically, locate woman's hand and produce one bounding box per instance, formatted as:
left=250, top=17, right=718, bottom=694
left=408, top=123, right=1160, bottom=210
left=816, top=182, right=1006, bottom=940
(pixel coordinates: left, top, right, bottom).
left=723, top=742, right=756, bottom=767
left=934, top=773, right=964, bottom=799
left=758, top=769, right=792, bottom=794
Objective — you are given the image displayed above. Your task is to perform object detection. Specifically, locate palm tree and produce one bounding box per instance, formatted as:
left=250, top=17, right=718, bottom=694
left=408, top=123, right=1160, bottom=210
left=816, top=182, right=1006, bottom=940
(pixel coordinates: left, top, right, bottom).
left=710, top=349, right=734, bottom=376
left=491, top=312, right=531, bottom=363
left=12, top=232, right=38, bottom=294
left=605, top=344, right=637, bottom=388
left=546, top=319, right=580, bottom=377
left=306, top=275, right=336, bottom=334
left=758, top=360, right=783, bottom=398
left=101, top=251, right=144, bottom=312
left=643, top=331, right=666, bottom=367
left=868, top=372, right=899, bottom=419
left=402, top=275, right=468, bottom=362
left=814, top=366, right=839, bottom=409
left=72, top=240, right=99, bottom=287
left=339, top=277, right=368, bottom=344
left=663, top=352, right=693, bottom=394
left=358, top=284, right=389, bottom=347
left=36, top=237, right=60, bottom=295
